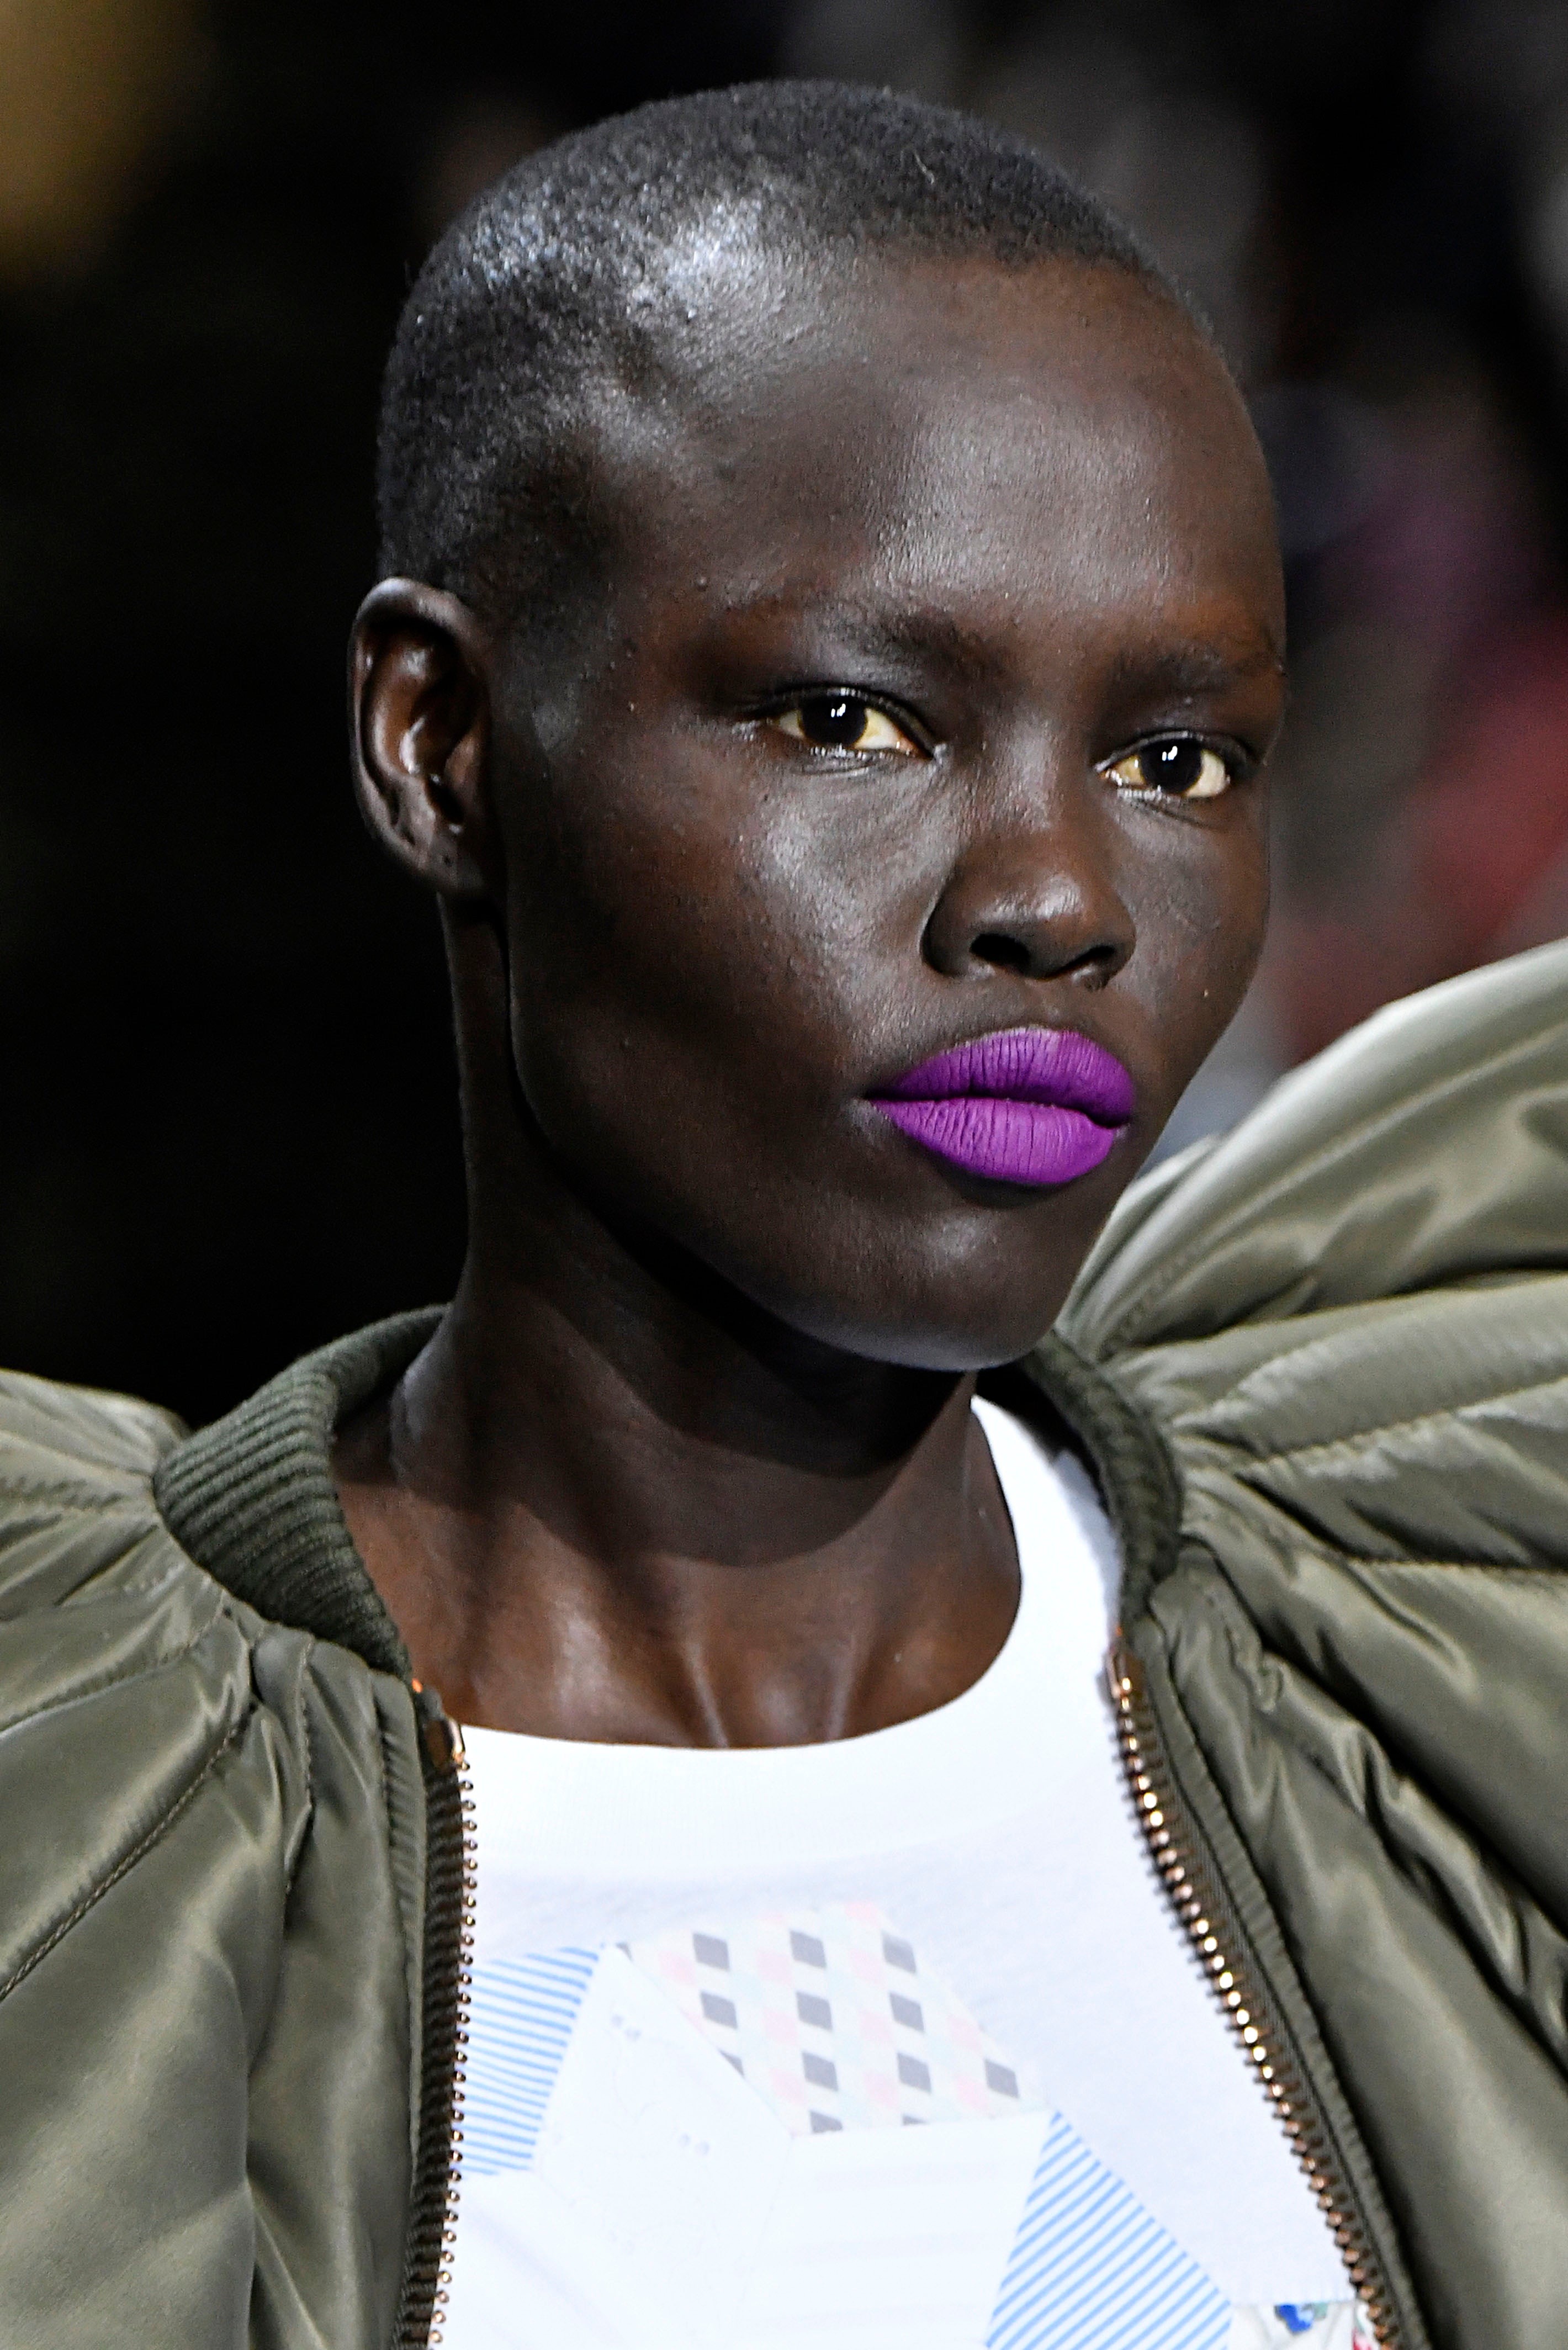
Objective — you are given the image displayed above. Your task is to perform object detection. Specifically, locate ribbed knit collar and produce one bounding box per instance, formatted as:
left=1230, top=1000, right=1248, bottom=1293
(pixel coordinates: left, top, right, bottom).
left=150, top=1316, right=1176, bottom=1675
left=152, top=1308, right=442, bottom=1679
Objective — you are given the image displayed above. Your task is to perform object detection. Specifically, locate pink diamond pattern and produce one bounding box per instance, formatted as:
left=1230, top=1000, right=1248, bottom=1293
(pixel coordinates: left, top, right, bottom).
left=624, top=1902, right=1039, bottom=2137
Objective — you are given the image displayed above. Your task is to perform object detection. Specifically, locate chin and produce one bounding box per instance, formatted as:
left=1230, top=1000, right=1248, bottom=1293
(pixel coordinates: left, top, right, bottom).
left=755, top=1247, right=1082, bottom=1374
left=846, top=1301, right=1073, bottom=1374
left=671, top=1156, right=1127, bottom=1373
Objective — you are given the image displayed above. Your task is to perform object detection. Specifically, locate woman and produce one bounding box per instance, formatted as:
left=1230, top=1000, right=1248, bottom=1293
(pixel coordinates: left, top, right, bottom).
left=3, top=83, right=1565, bottom=2350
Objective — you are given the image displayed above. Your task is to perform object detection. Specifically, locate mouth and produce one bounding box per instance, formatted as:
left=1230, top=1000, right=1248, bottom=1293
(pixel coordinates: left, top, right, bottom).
left=867, top=1026, right=1136, bottom=1189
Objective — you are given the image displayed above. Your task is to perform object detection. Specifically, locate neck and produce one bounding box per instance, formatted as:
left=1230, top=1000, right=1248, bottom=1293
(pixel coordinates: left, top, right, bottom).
left=334, top=1190, right=1019, bottom=1746
left=334, top=918, right=1020, bottom=1744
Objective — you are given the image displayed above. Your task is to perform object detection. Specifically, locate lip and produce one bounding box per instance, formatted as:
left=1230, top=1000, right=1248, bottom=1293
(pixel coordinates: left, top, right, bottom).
left=868, top=1026, right=1136, bottom=1188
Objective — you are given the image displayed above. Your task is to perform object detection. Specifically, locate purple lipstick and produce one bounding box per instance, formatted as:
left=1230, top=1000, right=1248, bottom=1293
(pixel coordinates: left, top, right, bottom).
left=870, top=1027, right=1136, bottom=1187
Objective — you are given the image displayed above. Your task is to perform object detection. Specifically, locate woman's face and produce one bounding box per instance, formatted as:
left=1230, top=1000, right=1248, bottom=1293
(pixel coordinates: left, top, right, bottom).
left=471, top=253, right=1285, bottom=1368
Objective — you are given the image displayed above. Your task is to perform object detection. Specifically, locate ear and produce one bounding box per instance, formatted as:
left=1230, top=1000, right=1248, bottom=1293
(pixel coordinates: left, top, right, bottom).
left=349, top=578, right=495, bottom=899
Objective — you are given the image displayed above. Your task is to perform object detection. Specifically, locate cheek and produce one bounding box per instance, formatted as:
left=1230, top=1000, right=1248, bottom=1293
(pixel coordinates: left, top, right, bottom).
left=497, top=743, right=904, bottom=1148
left=1121, top=811, right=1270, bottom=1092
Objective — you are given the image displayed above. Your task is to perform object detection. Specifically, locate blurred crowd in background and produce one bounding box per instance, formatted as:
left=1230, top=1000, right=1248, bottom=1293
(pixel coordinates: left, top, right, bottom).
left=4, top=0, right=1567, bottom=1421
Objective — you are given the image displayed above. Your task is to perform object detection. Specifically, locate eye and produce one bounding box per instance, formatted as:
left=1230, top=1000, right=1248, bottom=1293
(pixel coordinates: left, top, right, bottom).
left=770, top=694, right=920, bottom=755
left=1105, top=738, right=1233, bottom=800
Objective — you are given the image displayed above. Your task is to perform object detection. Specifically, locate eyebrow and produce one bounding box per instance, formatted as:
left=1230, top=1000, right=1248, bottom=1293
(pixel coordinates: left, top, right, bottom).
left=712, top=596, right=1285, bottom=704
left=710, top=596, right=1020, bottom=687
left=1106, top=636, right=1286, bottom=700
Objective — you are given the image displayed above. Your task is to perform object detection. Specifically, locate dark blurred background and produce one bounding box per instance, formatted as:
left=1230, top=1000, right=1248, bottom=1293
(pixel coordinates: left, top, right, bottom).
left=4, top=0, right=1567, bottom=1425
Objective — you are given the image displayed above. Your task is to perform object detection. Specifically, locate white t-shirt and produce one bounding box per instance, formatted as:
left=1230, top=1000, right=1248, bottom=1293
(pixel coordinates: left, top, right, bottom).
left=444, top=1402, right=1365, bottom=2350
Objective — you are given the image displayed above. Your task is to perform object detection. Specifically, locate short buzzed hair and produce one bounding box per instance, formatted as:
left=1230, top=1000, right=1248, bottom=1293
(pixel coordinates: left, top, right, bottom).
left=377, top=81, right=1180, bottom=624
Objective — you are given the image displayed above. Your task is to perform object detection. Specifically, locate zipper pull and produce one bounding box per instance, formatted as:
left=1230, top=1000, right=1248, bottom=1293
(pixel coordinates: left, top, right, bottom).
left=411, top=1678, right=467, bottom=1774
left=1105, top=1633, right=1144, bottom=1708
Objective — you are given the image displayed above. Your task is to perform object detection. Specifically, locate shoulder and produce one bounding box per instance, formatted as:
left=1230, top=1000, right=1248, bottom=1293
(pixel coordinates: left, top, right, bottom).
left=1064, top=936, right=1568, bottom=1361
left=0, top=1355, right=416, bottom=2018
left=1055, top=944, right=1568, bottom=1574
left=0, top=1363, right=274, bottom=1839
left=0, top=1363, right=277, bottom=2010
left=0, top=1364, right=423, bottom=2341
left=0, top=1363, right=208, bottom=1615
left=1055, top=951, right=1568, bottom=2343
left=0, top=1362, right=187, bottom=1496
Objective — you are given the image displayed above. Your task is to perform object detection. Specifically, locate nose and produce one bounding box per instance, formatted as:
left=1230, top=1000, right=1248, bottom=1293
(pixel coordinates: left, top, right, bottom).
left=921, top=790, right=1135, bottom=988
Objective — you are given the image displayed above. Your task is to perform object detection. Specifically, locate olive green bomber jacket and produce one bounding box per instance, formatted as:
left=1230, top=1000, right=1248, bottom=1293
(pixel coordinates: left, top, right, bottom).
left=4, top=940, right=1568, bottom=2350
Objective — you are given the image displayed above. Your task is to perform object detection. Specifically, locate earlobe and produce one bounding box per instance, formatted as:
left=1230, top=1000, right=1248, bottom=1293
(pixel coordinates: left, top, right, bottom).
left=349, top=578, right=495, bottom=901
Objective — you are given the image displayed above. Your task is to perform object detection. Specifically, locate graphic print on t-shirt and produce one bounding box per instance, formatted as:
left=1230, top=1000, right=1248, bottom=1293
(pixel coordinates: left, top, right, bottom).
left=624, top=1903, right=1027, bottom=2132
left=446, top=1406, right=1366, bottom=2349
left=452, top=1900, right=1367, bottom=2350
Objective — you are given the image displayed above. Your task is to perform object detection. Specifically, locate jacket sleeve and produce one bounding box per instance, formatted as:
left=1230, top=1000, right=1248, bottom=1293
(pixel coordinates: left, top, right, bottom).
left=0, top=1371, right=416, bottom=2350
left=1060, top=940, right=1568, bottom=2350
left=1062, top=934, right=1568, bottom=1356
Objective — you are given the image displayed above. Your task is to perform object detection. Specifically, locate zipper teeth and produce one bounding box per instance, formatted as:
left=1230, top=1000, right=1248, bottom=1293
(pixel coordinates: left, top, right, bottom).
left=1106, top=1639, right=1400, bottom=2349
left=425, top=1753, right=476, bottom=2348
left=396, top=1708, right=477, bottom=2350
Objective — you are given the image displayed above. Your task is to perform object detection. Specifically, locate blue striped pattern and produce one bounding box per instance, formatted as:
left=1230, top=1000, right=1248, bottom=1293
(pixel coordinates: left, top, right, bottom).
left=460, top=1946, right=600, bottom=2177
left=986, top=2113, right=1230, bottom=2350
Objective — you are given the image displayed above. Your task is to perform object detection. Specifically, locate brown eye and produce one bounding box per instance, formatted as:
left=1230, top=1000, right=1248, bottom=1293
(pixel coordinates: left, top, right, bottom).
left=772, top=695, right=918, bottom=754
left=1106, top=739, right=1232, bottom=799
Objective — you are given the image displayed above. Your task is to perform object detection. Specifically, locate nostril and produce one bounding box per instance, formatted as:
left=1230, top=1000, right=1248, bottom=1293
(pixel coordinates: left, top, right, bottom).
left=971, top=931, right=1032, bottom=975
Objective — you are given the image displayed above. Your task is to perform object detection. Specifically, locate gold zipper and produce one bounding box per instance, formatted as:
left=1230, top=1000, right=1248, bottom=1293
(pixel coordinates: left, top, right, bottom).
left=426, top=1734, right=475, bottom=2348
left=399, top=1690, right=478, bottom=2348
left=1106, top=1637, right=1401, bottom=2348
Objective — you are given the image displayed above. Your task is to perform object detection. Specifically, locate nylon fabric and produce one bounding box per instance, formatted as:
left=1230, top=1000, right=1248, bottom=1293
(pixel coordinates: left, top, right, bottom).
left=246, top=1638, right=416, bottom=2350
left=0, top=1369, right=426, bottom=2350
left=0, top=943, right=1566, bottom=2345
left=1151, top=1568, right=1568, bottom=2350
left=1055, top=939, right=1568, bottom=2349
left=1063, top=939, right=1568, bottom=1351
left=2, top=1699, right=288, bottom=2346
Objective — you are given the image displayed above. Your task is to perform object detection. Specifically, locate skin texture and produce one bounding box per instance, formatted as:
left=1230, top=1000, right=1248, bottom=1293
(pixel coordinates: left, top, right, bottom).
left=335, top=250, right=1285, bottom=1745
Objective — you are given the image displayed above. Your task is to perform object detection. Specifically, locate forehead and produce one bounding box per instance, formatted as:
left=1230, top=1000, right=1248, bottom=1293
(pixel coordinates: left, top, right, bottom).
left=587, top=250, right=1283, bottom=655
